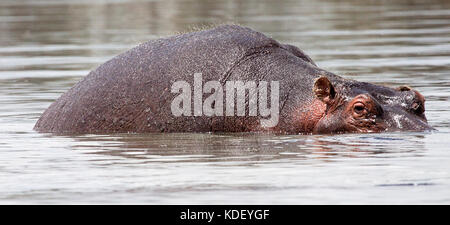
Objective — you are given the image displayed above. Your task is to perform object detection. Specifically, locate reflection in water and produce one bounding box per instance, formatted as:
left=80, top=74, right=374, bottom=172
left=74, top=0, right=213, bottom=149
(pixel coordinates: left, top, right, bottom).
left=66, top=132, right=426, bottom=164
left=0, top=0, right=449, bottom=204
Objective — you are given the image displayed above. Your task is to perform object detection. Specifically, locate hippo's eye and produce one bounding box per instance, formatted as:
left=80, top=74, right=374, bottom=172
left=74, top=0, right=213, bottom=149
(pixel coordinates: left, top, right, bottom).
left=353, top=102, right=366, bottom=115
left=348, top=94, right=382, bottom=119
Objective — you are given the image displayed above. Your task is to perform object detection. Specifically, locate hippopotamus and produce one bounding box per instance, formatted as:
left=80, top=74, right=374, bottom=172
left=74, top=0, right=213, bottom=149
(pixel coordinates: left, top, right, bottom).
left=34, top=25, right=434, bottom=134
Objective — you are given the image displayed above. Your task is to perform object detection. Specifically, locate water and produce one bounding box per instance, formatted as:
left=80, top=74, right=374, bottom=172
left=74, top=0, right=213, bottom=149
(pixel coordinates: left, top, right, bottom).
left=1, top=0, right=449, bottom=204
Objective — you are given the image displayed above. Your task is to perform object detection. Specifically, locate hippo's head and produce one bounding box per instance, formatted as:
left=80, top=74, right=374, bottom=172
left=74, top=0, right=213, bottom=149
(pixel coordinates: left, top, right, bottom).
left=311, top=76, right=434, bottom=134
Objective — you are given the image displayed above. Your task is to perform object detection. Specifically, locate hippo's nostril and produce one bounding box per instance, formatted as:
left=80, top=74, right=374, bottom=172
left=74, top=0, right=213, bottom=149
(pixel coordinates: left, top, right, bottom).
left=412, top=102, right=425, bottom=116
left=412, top=90, right=426, bottom=115
left=397, top=85, right=412, bottom=92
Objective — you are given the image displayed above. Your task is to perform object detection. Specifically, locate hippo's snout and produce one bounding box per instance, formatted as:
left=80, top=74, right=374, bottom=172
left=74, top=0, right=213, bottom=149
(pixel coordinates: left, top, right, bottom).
left=382, top=86, right=435, bottom=132
left=383, top=107, right=435, bottom=132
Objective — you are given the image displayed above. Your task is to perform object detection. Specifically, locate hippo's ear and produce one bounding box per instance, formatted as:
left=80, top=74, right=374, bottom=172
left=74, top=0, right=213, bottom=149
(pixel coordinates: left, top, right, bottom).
left=313, top=76, right=336, bottom=104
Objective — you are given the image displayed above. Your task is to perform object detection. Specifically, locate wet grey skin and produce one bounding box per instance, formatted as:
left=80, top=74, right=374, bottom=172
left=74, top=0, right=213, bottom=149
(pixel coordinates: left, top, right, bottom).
left=33, top=25, right=435, bottom=134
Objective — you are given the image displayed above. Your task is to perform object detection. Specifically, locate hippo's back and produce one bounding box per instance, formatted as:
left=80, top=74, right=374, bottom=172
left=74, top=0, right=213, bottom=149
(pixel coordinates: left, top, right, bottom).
left=34, top=25, right=317, bottom=134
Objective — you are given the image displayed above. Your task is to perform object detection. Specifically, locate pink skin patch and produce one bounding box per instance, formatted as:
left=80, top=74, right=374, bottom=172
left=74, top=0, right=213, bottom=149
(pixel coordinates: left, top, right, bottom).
left=295, top=99, right=327, bottom=133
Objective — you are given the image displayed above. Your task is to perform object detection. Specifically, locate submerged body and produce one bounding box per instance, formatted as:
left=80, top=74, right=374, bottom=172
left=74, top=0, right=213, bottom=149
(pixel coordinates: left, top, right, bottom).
left=34, top=25, right=433, bottom=134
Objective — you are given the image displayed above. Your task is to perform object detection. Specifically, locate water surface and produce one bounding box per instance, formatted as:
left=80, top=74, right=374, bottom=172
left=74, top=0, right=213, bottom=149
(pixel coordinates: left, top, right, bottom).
left=1, top=0, right=449, bottom=204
